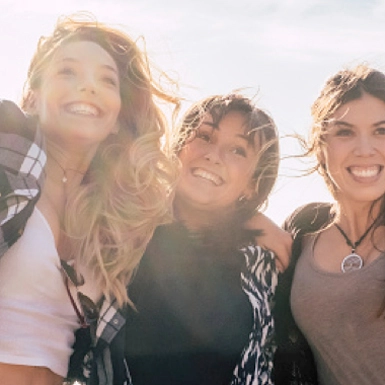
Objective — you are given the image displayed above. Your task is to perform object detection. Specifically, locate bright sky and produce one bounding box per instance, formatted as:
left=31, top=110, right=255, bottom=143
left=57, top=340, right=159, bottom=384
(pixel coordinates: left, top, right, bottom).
left=3, top=0, right=385, bottom=224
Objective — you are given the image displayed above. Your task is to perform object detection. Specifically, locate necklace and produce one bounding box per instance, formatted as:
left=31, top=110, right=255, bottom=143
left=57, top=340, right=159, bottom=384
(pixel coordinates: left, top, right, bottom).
left=48, top=151, right=86, bottom=184
left=335, top=221, right=376, bottom=273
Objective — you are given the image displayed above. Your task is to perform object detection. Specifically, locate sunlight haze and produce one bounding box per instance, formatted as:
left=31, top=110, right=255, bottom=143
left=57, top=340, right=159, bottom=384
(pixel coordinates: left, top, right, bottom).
left=3, top=0, right=385, bottom=224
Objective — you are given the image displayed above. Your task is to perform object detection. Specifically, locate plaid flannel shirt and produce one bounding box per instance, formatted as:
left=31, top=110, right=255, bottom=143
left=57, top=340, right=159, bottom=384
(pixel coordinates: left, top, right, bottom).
left=0, top=99, right=46, bottom=257
left=93, top=299, right=132, bottom=385
left=0, top=100, right=129, bottom=385
left=66, top=298, right=132, bottom=385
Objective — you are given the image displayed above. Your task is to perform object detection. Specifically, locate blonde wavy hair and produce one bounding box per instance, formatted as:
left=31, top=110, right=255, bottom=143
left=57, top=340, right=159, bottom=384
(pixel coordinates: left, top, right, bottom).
left=21, top=14, right=180, bottom=307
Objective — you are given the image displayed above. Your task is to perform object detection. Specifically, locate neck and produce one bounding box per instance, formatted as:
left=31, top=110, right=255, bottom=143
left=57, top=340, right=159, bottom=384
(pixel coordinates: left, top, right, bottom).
left=173, top=201, right=246, bottom=251
left=46, top=141, right=92, bottom=186
left=173, top=200, right=235, bottom=233
left=334, top=200, right=380, bottom=240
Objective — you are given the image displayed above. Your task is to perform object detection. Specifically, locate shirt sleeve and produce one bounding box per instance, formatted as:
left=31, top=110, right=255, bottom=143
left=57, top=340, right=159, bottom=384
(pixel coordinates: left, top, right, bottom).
left=0, top=100, right=46, bottom=256
left=230, top=245, right=278, bottom=385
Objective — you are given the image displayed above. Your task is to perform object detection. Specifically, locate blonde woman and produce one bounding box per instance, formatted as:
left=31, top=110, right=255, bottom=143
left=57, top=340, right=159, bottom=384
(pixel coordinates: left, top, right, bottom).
left=0, top=14, right=179, bottom=385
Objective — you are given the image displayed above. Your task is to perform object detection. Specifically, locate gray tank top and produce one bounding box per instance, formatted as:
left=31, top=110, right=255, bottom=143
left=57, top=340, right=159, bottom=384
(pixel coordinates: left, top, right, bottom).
left=291, top=233, right=385, bottom=385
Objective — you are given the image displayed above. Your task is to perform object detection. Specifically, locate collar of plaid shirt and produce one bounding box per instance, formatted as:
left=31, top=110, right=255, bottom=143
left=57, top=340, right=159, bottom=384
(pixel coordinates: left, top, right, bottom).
left=94, top=299, right=131, bottom=385
left=65, top=298, right=132, bottom=385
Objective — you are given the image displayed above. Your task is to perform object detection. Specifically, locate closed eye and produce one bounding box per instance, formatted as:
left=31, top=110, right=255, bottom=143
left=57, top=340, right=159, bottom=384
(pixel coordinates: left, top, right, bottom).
left=57, top=66, right=75, bottom=76
left=102, top=75, right=119, bottom=87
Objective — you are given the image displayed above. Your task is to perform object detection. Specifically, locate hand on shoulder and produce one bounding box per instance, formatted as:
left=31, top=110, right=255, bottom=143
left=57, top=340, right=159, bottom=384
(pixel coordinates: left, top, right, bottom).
left=245, top=213, right=292, bottom=272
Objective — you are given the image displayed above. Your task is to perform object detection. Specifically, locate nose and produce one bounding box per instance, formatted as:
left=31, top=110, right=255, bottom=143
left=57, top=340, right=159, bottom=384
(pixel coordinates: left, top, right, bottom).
left=354, top=134, right=376, bottom=157
left=204, top=145, right=222, bottom=164
left=78, top=75, right=97, bottom=95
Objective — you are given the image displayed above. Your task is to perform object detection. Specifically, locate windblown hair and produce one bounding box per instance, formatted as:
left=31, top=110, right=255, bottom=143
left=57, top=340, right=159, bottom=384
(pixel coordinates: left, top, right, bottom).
left=21, top=14, right=180, bottom=307
left=171, top=93, right=279, bottom=247
left=305, top=64, right=385, bottom=196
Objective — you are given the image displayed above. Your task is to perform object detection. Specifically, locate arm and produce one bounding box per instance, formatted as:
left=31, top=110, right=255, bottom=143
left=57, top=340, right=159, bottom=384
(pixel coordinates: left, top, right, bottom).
left=245, top=213, right=292, bottom=272
left=0, top=364, right=62, bottom=385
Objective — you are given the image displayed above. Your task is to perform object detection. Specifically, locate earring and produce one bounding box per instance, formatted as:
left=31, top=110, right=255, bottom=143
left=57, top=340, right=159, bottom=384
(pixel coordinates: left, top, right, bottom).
left=238, top=195, right=247, bottom=204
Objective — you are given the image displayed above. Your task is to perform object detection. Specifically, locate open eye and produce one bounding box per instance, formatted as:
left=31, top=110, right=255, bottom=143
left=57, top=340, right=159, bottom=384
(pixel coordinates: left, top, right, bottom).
left=374, top=127, right=385, bottom=135
left=231, top=146, right=247, bottom=157
left=334, top=128, right=354, bottom=137
left=196, top=129, right=212, bottom=143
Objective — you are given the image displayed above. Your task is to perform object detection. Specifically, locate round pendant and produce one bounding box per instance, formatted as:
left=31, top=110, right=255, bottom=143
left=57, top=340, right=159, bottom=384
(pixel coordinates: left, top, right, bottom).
left=341, top=253, right=363, bottom=273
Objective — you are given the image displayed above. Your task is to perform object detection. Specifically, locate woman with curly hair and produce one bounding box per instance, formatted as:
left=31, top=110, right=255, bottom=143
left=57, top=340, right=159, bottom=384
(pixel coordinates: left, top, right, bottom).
left=0, top=14, right=179, bottom=385
left=125, top=93, right=281, bottom=385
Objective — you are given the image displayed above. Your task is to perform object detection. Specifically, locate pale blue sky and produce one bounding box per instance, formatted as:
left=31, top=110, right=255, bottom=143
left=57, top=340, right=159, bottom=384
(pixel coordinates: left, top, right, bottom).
left=2, top=0, right=385, bottom=223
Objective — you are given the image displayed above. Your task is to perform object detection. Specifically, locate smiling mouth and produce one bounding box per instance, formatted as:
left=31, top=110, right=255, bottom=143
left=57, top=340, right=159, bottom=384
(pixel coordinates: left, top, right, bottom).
left=192, top=168, right=223, bottom=186
left=348, top=165, right=383, bottom=178
left=65, top=103, right=100, bottom=117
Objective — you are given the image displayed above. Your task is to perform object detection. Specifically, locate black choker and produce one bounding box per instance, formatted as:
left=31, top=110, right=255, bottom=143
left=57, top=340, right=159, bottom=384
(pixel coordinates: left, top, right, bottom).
left=335, top=221, right=376, bottom=273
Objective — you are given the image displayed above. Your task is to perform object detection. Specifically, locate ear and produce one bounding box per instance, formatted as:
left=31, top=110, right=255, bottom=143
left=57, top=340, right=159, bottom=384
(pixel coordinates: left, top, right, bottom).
left=242, top=181, right=255, bottom=201
left=24, top=90, right=39, bottom=116
left=317, top=148, right=326, bottom=168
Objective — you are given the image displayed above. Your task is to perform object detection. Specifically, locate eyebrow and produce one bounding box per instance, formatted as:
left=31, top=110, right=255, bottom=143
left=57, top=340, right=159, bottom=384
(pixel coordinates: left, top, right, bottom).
left=55, top=57, right=118, bottom=74
left=333, top=120, right=353, bottom=128
left=200, top=122, right=251, bottom=144
left=236, top=133, right=250, bottom=143
left=334, top=120, right=385, bottom=127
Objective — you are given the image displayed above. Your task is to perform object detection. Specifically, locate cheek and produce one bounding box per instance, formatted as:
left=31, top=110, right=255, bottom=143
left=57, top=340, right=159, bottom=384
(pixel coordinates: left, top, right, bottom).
left=323, top=143, right=342, bottom=170
left=230, top=161, right=255, bottom=189
left=107, top=92, right=122, bottom=118
left=177, top=147, right=189, bottom=166
left=178, top=142, right=202, bottom=165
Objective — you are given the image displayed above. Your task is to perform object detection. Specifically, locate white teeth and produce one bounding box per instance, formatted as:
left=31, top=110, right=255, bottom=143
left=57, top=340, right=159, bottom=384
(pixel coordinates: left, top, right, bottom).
left=67, top=103, right=99, bottom=116
left=192, top=168, right=222, bottom=186
left=349, top=166, right=380, bottom=178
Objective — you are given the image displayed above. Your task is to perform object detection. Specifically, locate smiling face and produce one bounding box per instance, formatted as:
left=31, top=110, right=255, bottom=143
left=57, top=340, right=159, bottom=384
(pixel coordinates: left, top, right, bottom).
left=321, top=93, right=385, bottom=207
left=175, top=111, right=261, bottom=227
left=31, top=40, right=121, bottom=151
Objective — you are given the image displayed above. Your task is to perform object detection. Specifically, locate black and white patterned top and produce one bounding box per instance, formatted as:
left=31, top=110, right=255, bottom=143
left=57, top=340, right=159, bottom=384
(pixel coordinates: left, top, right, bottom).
left=232, top=245, right=278, bottom=385
left=125, top=224, right=278, bottom=385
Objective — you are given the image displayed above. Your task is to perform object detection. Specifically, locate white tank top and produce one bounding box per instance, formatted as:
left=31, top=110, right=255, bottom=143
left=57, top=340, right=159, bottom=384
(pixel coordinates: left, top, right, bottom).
left=0, top=208, right=79, bottom=376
